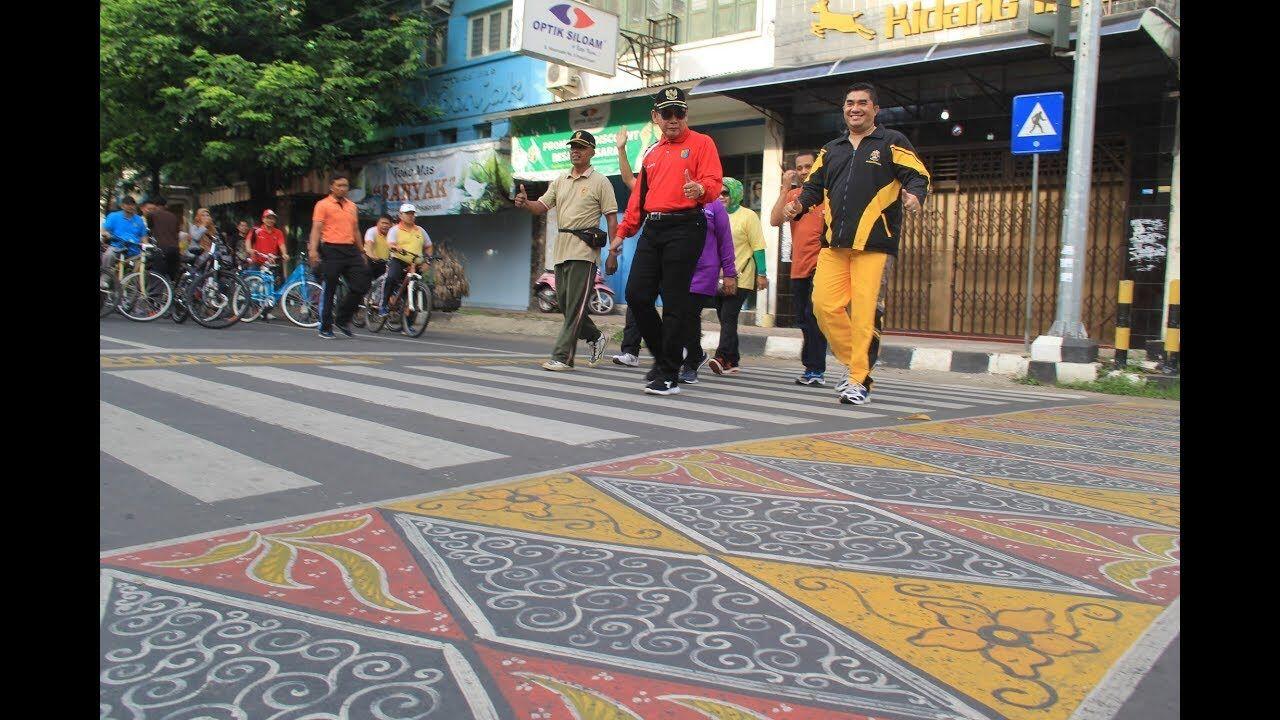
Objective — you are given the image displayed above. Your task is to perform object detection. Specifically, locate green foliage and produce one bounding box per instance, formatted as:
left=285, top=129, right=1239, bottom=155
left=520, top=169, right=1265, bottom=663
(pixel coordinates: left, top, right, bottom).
left=101, top=0, right=438, bottom=198
left=1016, top=374, right=1180, bottom=400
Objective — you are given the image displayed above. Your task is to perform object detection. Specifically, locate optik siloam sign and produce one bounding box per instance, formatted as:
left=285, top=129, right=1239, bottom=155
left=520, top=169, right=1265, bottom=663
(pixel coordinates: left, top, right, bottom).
left=510, top=0, right=620, bottom=77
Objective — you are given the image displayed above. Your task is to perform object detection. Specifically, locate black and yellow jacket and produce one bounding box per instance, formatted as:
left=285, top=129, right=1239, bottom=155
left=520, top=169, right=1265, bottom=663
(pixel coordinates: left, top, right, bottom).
left=795, top=126, right=930, bottom=255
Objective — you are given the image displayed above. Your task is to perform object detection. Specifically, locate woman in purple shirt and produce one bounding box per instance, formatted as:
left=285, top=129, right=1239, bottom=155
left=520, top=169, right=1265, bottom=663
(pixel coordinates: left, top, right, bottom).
left=679, top=198, right=738, bottom=384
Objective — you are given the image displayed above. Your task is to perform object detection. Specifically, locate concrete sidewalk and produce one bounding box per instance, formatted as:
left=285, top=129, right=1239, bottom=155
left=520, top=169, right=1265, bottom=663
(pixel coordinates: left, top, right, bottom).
left=432, top=306, right=1117, bottom=381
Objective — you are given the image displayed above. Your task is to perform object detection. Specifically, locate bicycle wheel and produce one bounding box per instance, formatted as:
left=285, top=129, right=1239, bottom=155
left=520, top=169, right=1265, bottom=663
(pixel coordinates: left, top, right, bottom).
left=281, top=280, right=323, bottom=328
left=99, top=270, right=118, bottom=318
left=170, top=275, right=191, bottom=323
left=118, top=271, right=173, bottom=321
left=403, top=282, right=433, bottom=337
left=366, top=276, right=388, bottom=333
left=186, top=271, right=247, bottom=329
left=234, top=274, right=268, bottom=323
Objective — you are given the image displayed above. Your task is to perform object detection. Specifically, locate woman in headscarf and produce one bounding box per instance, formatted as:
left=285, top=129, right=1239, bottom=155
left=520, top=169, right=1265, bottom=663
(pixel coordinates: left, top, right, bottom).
left=708, top=177, right=768, bottom=375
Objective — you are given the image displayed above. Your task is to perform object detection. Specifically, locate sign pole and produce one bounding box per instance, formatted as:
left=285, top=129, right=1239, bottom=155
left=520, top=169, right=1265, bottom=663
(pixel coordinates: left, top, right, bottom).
left=1024, top=152, right=1040, bottom=353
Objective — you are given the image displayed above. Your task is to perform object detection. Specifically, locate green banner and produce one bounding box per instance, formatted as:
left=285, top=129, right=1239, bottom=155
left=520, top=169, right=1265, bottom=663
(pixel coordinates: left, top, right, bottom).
left=511, top=97, right=661, bottom=181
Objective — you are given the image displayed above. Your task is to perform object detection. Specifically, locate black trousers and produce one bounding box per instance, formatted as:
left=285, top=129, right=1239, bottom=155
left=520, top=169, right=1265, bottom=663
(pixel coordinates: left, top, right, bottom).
left=624, top=213, right=706, bottom=383
left=791, top=275, right=828, bottom=373
left=620, top=305, right=643, bottom=356
left=159, top=246, right=181, bottom=282
left=713, top=292, right=748, bottom=365
left=318, top=243, right=371, bottom=331
left=382, top=257, right=409, bottom=309
left=682, top=293, right=712, bottom=370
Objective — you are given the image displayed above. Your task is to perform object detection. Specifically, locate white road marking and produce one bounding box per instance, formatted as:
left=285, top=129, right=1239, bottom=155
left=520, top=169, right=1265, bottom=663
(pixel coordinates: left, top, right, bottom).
left=99, top=401, right=318, bottom=502
left=219, top=365, right=630, bottom=445
left=99, top=334, right=164, bottom=351
left=109, top=369, right=505, bottom=469
left=330, top=365, right=737, bottom=433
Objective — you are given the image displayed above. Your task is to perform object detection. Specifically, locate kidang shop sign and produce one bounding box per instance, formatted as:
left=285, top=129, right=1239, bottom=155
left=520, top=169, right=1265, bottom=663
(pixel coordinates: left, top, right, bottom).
left=354, top=141, right=515, bottom=217
left=780, top=0, right=1086, bottom=65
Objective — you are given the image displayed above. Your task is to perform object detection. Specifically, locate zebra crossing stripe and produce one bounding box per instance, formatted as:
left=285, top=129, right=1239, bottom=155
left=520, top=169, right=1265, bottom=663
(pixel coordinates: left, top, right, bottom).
left=108, top=369, right=505, bottom=469
left=576, top=366, right=939, bottom=414
left=100, top=401, right=318, bottom=502
left=218, top=365, right=631, bottom=446
left=327, top=365, right=738, bottom=433
left=409, top=366, right=821, bottom=424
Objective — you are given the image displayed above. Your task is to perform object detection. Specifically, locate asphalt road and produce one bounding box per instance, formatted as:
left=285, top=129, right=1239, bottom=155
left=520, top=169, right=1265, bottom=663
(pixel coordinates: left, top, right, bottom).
left=100, top=314, right=1099, bottom=551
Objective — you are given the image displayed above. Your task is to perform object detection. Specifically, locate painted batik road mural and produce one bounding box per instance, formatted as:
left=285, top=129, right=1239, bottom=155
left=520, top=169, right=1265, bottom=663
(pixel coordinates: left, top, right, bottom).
left=101, top=401, right=1178, bottom=720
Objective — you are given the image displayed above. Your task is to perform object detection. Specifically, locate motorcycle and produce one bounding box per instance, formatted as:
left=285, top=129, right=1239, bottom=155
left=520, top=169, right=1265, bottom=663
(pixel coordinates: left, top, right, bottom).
left=533, top=267, right=615, bottom=315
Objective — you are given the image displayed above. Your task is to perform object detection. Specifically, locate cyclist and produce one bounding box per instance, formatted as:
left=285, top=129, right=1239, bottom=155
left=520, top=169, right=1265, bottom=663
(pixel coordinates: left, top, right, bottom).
left=185, top=208, right=216, bottom=267
left=246, top=209, right=289, bottom=280
left=100, top=195, right=149, bottom=272
left=381, top=203, right=432, bottom=315
left=364, top=214, right=393, bottom=286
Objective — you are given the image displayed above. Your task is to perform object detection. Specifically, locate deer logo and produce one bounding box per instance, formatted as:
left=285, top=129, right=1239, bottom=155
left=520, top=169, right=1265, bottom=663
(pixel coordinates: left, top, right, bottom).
left=810, top=0, right=877, bottom=40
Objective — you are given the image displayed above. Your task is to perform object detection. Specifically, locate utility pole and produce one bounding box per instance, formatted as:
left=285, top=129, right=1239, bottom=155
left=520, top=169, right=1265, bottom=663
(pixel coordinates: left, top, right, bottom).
left=1032, top=0, right=1103, bottom=365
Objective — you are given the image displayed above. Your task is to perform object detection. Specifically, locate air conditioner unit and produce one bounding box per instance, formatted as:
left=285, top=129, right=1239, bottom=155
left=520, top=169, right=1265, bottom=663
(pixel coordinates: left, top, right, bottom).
left=546, top=64, right=580, bottom=91
left=420, top=0, right=451, bottom=11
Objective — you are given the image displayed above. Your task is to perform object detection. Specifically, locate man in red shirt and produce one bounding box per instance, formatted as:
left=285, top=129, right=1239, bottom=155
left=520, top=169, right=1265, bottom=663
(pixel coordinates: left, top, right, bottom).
left=770, top=152, right=830, bottom=386
left=246, top=209, right=290, bottom=283
left=614, top=86, right=724, bottom=396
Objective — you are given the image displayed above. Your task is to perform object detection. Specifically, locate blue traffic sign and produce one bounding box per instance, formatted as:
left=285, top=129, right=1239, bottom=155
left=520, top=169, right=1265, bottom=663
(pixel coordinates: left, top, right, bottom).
left=1011, top=92, right=1064, bottom=155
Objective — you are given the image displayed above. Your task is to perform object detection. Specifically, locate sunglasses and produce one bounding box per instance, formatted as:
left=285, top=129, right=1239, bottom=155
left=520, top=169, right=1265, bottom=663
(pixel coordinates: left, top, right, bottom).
left=659, top=107, right=687, bottom=120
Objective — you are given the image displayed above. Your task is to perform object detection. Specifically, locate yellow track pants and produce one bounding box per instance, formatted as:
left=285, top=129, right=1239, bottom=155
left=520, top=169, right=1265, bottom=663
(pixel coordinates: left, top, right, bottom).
left=812, top=247, right=888, bottom=388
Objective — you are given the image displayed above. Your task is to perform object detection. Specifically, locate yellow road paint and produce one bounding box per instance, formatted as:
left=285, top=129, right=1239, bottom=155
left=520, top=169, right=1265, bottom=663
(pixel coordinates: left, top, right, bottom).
left=387, top=473, right=705, bottom=554
left=721, top=437, right=944, bottom=473
left=730, top=558, right=1165, bottom=720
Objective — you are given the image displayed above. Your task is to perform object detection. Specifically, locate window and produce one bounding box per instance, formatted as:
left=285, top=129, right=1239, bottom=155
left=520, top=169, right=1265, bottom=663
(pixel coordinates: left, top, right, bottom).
left=474, top=122, right=492, bottom=139
left=425, top=26, right=447, bottom=68
left=586, top=0, right=755, bottom=43
left=439, top=128, right=457, bottom=144
left=467, top=6, right=511, bottom=59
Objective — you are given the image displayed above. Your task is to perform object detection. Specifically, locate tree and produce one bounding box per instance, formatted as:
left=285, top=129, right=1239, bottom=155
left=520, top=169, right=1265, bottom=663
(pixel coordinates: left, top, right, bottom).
left=100, top=0, right=437, bottom=214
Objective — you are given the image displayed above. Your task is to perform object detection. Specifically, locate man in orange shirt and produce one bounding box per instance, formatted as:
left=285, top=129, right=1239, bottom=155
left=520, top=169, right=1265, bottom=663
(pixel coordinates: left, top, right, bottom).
left=308, top=172, right=369, bottom=338
left=614, top=86, right=724, bottom=396
left=770, top=151, right=830, bottom=386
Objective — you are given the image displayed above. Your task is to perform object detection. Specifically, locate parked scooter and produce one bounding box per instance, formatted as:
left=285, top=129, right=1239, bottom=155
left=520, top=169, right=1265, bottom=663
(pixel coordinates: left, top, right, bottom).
left=533, top=268, right=616, bottom=315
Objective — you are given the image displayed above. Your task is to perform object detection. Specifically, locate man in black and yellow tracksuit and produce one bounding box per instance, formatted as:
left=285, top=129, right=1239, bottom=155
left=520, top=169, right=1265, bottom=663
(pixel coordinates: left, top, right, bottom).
left=785, top=82, right=930, bottom=405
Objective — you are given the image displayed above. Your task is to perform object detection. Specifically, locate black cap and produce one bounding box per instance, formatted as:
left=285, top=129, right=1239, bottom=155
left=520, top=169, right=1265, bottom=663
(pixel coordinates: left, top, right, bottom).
left=653, top=86, right=687, bottom=110
left=567, top=130, right=596, bottom=148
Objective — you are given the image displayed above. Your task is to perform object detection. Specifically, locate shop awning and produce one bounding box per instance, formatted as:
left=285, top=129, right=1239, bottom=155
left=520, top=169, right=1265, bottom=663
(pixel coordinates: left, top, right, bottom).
left=691, top=8, right=1177, bottom=98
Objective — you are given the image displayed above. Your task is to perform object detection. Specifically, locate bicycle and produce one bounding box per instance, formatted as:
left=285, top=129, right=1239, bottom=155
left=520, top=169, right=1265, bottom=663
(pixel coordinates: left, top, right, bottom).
left=370, top=251, right=436, bottom=337
left=234, top=252, right=283, bottom=323
left=184, top=231, right=252, bottom=329
left=276, top=251, right=325, bottom=328
left=169, top=248, right=204, bottom=323
left=99, top=240, right=173, bottom=321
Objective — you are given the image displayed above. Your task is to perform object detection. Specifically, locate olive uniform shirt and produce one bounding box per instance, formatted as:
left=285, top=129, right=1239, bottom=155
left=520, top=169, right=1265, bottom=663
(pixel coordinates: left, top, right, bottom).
left=539, top=166, right=619, bottom=266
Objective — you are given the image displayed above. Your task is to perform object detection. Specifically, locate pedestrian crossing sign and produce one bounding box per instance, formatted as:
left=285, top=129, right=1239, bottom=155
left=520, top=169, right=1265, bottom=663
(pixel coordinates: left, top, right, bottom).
left=1011, top=92, right=1064, bottom=155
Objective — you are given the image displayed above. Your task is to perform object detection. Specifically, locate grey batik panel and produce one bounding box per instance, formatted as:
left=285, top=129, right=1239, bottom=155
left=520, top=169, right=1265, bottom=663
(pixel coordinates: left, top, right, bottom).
left=395, top=515, right=994, bottom=720
left=734, top=456, right=1163, bottom=527
left=100, top=573, right=495, bottom=720
left=850, top=445, right=1178, bottom=495
left=593, top=479, right=1101, bottom=594
left=928, top=437, right=1179, bottom=472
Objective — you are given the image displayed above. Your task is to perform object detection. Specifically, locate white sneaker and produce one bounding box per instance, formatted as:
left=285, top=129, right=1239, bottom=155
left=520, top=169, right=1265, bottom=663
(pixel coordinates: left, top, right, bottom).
left=612, top=353, right=640, bottom=367
left=838, top=382, right=870, bottom=405
left=587, top=335, right=610, bottom=366
left=542, top=360, right=572, bottom=372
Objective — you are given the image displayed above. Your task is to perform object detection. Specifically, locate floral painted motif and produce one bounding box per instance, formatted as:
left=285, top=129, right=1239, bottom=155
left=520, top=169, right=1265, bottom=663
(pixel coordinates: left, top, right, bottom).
left=910, top=604, right=1096, bottom=679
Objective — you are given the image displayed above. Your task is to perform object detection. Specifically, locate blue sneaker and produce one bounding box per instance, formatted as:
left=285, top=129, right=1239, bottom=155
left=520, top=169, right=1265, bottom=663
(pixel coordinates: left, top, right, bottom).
left=678, top=367, right=699, bottom=384
left=318, top=329, right=335, bottom=339
left=795, top=370, right=826, bottom=387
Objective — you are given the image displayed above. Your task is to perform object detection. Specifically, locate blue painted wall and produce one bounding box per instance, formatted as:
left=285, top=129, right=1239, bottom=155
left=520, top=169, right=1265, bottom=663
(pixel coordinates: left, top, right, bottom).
left=400, top=1, right=553, bottom=145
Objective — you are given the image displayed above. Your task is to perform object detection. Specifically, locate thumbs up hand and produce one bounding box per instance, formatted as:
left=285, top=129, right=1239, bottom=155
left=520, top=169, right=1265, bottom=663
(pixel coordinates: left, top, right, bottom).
left=682, top=169, right=704, bottom=200
left=514, top=183, right=528, bottom=208
left=615, top=126, right=628, bottom=150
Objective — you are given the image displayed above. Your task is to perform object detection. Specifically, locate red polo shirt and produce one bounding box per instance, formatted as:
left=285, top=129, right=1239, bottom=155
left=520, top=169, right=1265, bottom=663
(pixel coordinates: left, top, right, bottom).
left=617, top=127, right=723, bottom=239
left=250, top=224, right=286, bottom=264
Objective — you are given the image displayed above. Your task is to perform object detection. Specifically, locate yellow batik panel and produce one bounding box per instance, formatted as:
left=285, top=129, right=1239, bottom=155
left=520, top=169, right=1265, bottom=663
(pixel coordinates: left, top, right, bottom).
left=386, top=473, right=704, bottom=554
left=731, top=558, right=1166, bottom=720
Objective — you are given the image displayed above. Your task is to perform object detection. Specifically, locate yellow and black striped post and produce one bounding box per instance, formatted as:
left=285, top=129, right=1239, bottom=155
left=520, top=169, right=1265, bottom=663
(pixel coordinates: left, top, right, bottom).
left=1163, top=279, right=1180, bottom=373
left=1114, top=280, right=1133, bottom=369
